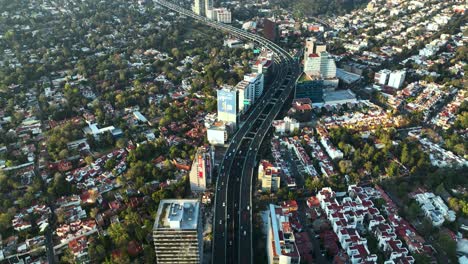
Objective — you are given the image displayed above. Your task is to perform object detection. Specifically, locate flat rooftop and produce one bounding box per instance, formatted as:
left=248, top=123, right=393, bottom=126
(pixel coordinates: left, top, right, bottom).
left=323, top=89, right=357, bottom=102
left=154, top=199, right=199, bottom=230
left=336, top=68, right=361, bottom=84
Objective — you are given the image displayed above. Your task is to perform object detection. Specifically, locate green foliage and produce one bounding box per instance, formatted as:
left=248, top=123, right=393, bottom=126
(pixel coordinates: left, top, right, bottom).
left=107, top=223, right=129, bottom=247
left=46, top=121, right=85, bottom=161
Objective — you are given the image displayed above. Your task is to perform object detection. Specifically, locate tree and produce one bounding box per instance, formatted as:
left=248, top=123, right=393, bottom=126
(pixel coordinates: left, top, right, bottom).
left=386, top=161, right=399, bottom=177
left=0, top=212, right=12, bottom=233
left=305, top=177, right=323, bottom=193
left=338, top=160, right=352, bottom=174
left=437, top=233, right=457, bottom=263
left=108, top=223, right=129, bottom=247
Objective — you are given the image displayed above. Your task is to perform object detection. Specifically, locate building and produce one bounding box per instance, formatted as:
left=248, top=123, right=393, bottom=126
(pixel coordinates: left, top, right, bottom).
left=263, top=19, right=278, bottom=42
left=272, top=116, right=300, bottom=135
left=288, top=98, right=313, bottom=122
left=204, top=0, right=213, bottom=19
left=258, top=160, right=281, bottom=192
left=304, top=51, right=337, bottom=79
left=189, top=147, right=213, bottom=192
left=295, top=73, right=325, bottom=103
left=244, top=72, right=264, bottom=100
left=304, top=37, right=316, bottom=61
left=303, top=37, right=326, bottom=61
left=212, top=8, right=231, bottom=23
left=322, top=89, right=357, bottom=106
left=236, top=80, right=253, bottom=114
left=153, top=199, right=203, bottom=264
left=235, top=73, right=264, bottom=114
left=267, top=204, right=301, bottom=264
left=413, top=192, right=456, bottom=226
left=217, top=86, right=238, bottom=125
left=205, top=119, right=231, bottom=145
left=374, top=69, right=391, bottom=86
left=388, top=70, right=406, bottom=89
left=192, top=0, right=204, bottom=16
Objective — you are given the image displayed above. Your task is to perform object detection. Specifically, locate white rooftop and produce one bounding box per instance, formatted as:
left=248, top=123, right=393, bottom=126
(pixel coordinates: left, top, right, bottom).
left=154, top=199, right=199, bottom=230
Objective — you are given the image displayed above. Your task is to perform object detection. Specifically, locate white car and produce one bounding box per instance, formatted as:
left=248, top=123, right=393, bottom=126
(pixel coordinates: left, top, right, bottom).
left=222, top=202, right=225, bottom=207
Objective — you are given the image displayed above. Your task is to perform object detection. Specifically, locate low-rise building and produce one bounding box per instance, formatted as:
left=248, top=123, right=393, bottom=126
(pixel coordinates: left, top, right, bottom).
left=258, top=160, right=281, bottom=192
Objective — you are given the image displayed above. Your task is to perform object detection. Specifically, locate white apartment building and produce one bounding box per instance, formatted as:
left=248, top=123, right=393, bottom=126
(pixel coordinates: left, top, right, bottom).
left=212, top=8, right=231, bottom=23
left=374, top=69, right=391, bottom=85
left=304, top=51, right=337, bottom=79
left=189, top=146, right=213, bottom=192
left=272, top=116, right=300, bottom=135
left=388, top=70, right=406, bottom=89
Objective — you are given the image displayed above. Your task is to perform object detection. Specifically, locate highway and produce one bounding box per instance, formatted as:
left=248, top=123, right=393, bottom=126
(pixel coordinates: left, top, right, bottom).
left=153, top=1, right=300, bottom=263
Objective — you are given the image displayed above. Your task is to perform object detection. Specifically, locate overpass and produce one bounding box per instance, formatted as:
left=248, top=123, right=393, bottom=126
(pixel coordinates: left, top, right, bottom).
left=154, top=1, right=300, bottom=263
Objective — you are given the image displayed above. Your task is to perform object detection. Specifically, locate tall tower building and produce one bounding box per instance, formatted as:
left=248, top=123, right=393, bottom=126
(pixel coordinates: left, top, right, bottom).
left=189, top=146, right=212, bottom=192
left=192, top=0, right=204, bottom=16
left=217, top=86, right=238, bottom=125
left=244, top=72, right=264, bottom=100
left=388, top=70, right=406, bottom=89
left=304, top=37, right=316, bottom=61
left=204, top=0, right=213, bottom=19
left=153, top=199, right=203, bottom=264
left=304, top=51, right=336, bottom=79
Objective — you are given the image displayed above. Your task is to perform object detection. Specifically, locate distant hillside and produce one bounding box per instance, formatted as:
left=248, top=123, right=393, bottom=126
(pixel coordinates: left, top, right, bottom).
left=272, top=0, right=369, bottom=17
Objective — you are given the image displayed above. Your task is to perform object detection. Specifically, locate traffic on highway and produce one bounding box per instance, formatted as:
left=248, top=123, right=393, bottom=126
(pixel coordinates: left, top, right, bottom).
left=154, top=1, right=300, bottom=263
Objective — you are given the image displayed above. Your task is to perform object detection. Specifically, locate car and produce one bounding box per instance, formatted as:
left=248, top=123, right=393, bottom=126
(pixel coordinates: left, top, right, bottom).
left=222, top=202, right=225, bottom=207
left=247, top=205, right=250, bottom=210
left=221, top=182, right=224, bottom=186
left=227, top=214, right=230, bottom=219
left=229, top=240, right=232, bottom=246
left=219, top=220, right=222, bottom=225
left=243, top=230, right=247, bottom=236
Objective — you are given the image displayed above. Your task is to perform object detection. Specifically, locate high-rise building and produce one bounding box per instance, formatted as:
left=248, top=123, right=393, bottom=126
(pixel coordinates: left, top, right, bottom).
left=236, top=72, right=264, bottom=114
left=204, top=0, right=213, bottom=19
left=217, top=86, right=238, bottom=126
left=244, top=72, right=264, bottom=100
left=189, top=146, right=213, bottom=192
left=212, top=8, right=231, bottom=23
left=304, top=37, right=316, bottom=61
left=388, top=70, right=406, bottom=89
left=304, top=37, right=326, bottom=61
left=374, top=69, right=391, bottom=86
left=258, top=160, right=281, bottom=192
left=263, top=19, right=278, bottom=42
left=295, top=73, right=325, bottom=103
left=315, top=43, right=327, bottom=54
left=192, top=0, right=204, bottom=16
left=153, top=199, right=203, bottom=264
left=236, top=80, right=253, bottom=114
left=304, top=51, right=336, bottom=79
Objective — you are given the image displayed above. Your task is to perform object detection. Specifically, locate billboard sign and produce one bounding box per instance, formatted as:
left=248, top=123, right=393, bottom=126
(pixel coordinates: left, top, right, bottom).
left=217, top=89, right=237, bottom=115
left=198, top=155, right=204, bottom=179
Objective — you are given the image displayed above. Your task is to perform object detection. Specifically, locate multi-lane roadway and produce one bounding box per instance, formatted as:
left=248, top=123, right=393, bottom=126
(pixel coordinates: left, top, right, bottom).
left=154, top=1, right=300, bottom=263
